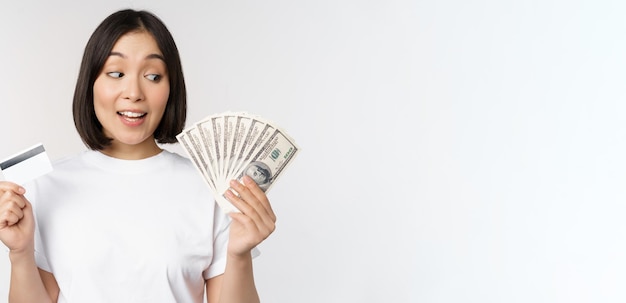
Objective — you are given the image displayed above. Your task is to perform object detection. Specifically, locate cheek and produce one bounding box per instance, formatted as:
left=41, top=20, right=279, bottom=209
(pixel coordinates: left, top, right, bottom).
left=151, top=86, right=170, bottom=115
left=92, top=79, right=116, bottom=109
left=92, top=83, right=107, bottom=119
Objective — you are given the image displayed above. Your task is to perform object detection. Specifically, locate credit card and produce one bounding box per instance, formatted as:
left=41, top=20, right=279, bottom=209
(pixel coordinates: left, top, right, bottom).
left=0, top=143, right=53, bottom=185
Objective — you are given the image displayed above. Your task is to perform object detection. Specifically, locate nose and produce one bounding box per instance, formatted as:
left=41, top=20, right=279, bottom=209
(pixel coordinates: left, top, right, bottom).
left=122, top=75, right=145, bottom=102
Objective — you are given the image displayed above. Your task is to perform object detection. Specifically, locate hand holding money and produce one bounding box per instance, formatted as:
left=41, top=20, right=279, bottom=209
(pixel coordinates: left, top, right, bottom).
left=177, top=111, right=299, bottom=213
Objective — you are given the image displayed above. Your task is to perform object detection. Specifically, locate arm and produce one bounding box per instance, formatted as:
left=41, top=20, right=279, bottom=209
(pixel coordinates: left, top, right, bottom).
left=206, top=176, right=276, bottom=303
left=8, top=253, right=58, bottom=303
left=205, top=253, right=257, bottom=303
left=0, top=182, right=58, bottom=302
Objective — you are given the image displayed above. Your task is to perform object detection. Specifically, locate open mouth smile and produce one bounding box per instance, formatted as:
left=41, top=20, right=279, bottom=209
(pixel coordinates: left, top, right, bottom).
left=117, top=111, right=148, bottom=126
left=117, top=111, right=147, bottom=120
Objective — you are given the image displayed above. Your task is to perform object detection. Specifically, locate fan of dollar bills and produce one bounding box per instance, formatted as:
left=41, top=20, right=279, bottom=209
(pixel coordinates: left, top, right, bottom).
left=177, top=111, right=299, bottom=213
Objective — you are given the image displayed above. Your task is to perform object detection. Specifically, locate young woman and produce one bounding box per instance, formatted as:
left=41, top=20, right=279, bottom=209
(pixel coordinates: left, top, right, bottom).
left=0, top=9, right=276, bottom=303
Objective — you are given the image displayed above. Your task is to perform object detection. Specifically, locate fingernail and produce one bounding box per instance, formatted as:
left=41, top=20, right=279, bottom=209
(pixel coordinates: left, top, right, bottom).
left=18, top=187, right=25, bottom=194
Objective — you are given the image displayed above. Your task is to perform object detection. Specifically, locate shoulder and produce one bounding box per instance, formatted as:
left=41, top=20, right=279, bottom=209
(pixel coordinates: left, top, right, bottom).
left=158, top=150, right=208, bottom=186
left=28, top=149, right=87, bottom=179
left=159, top=149, right=197, bottom=172
left=50, top=151, right=87, bottom=171
left=24, top=151, right=87, bottom=204
left=160, top=149, right=193, bottom=165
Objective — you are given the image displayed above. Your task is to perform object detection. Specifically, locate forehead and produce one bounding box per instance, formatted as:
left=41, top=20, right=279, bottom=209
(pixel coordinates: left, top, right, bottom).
left=110, top=31, right=163, bottom=56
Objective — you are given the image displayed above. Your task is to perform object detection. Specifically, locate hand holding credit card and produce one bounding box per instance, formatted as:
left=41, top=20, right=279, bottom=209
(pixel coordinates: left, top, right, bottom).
left=0, top=143, right=53, bottom=185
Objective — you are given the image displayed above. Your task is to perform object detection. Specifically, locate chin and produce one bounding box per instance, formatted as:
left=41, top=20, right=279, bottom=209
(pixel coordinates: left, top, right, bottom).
left=115, top=136, right=155, bottom=146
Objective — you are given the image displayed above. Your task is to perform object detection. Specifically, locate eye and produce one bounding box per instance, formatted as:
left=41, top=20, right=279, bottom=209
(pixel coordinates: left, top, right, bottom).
left=107, top=72, right=124, bottom=78
left=145, top=74, right=162, bottom=82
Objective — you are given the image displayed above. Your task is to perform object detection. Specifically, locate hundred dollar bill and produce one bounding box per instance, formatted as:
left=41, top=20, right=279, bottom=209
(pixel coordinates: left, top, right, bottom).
left=226, top=114, right=253, bottom=178
left=222, top=113, right=238, bottom=179
left=228, top=128, right=299, bottom=194
left=196, top=115, right=220, bottom=184
left=178, top=111, right=299, bottom=214
left=209, top=115, right=224, bottom=181
left=176, top=128, right=217, bottom=192
left=227, top=117, right=268, bottom=181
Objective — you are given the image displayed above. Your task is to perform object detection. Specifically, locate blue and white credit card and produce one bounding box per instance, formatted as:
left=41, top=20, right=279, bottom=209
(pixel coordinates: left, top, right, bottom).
left=0, top=143, right=53, bottom=185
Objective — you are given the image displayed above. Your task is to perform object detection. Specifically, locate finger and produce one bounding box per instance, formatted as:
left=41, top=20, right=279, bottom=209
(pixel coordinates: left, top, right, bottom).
left=0, top=181, right=26, bottom=195
left=225, top=189, right=276, bottom=239
left=224, top=189, right=259, bottom=220
left=1, top=191, right=27, bottom=209
left=228, top=179, right=275, bottom=226
left=234, top=177, right=274, bottom=222
left=0, top=208, right=22, bottom=227
left=0, top=196, right=25, bottom=219
left=242, top=176, right=276, bottom=222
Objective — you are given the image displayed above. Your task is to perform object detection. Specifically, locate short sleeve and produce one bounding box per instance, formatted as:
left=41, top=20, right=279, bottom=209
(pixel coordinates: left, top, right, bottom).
left=34, top=249, right=52, bottom=272
left=27, top=184, right=52, bottom=273
left=203, top=203, right=231, bottom=279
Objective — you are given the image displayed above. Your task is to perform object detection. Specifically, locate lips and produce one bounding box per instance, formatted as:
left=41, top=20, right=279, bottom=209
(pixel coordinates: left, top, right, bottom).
left=117, top=110, right=147, bottom=126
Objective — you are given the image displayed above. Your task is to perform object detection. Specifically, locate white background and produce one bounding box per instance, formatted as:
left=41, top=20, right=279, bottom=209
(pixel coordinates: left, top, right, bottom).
left=1, top=0, right=626, bottom=302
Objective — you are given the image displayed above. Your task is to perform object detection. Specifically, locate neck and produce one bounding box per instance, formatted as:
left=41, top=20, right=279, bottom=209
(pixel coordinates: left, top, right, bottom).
left=100, top=139, right=163, bottom=160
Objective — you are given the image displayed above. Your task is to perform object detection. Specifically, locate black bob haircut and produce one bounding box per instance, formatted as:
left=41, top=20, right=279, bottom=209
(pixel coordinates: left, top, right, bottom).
left=72, top=9, right=186, bottom=150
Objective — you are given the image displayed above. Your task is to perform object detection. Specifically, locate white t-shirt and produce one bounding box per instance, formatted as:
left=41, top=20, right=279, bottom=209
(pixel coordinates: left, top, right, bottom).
left=26, top=150, right=230, bottom=303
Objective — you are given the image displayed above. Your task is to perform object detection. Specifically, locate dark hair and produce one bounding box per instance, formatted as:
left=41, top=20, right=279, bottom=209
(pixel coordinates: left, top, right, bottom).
left=73, top=9, right=186, bottom=150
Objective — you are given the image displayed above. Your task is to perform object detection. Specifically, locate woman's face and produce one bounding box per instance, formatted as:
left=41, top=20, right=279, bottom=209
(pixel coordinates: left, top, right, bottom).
left=93, top=31, right=170, bottom=158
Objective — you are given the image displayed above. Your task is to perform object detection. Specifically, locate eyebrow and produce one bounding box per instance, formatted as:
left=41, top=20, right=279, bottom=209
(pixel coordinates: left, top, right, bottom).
left=109, top=52, right=166, bottom=61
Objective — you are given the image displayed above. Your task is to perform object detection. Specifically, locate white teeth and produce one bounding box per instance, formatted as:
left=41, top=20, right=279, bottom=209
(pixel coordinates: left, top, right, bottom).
left=118, top=111, right=146, bottom=118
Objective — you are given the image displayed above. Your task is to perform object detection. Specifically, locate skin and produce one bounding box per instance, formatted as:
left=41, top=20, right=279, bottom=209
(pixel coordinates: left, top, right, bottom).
left=93, top=31, right=170, bottom=160
left=0, top=31, right=276, bottom=303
